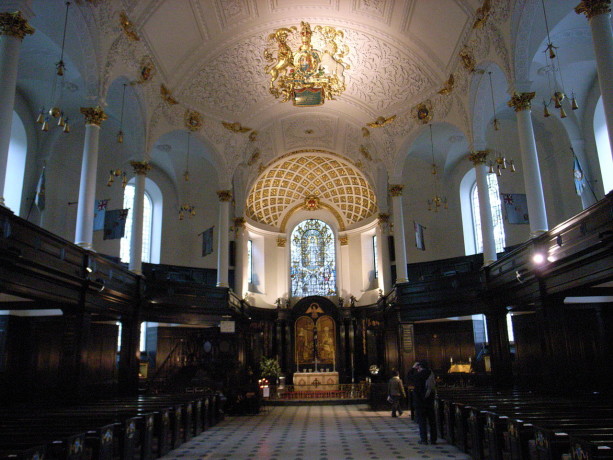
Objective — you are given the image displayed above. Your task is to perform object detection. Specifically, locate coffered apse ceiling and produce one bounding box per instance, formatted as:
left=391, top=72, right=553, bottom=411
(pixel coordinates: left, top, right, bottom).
left=20, top=0, right=586, bottom=230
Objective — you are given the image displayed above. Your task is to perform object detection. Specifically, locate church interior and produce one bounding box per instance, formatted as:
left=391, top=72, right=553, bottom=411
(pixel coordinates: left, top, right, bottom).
left=1, top=0, right=613, bottom=458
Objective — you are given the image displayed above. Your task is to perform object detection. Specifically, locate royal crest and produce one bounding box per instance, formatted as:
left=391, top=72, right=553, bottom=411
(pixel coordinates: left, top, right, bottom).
left=264, top=21, right=349, bottom=106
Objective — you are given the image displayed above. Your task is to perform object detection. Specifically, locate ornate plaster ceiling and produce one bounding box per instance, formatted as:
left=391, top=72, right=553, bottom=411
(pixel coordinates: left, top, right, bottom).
left=246, top=152, right=377, bottom=229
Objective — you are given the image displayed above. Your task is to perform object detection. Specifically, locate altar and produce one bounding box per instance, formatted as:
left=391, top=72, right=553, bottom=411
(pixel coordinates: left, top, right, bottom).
left=293, top=371, right=339, bottom=391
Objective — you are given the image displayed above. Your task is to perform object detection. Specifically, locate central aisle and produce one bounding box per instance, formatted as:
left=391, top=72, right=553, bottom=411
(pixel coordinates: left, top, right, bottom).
left=162, top=404, right=472, bottom=459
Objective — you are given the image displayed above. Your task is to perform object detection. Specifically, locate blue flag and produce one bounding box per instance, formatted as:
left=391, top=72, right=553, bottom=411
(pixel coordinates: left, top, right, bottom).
left=103, top=208, right=129, bottom=240
left=573, top=156, right=588, bottom=196
left=35, top=167, right=46, bottom=211
left=93, top=199, right=109, bottom=231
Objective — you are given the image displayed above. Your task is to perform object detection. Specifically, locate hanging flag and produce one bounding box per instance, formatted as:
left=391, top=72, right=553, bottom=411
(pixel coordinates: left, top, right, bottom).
left=35, top=166, right=46, bottom=211
left=414, top=221, right=426, bottom=251
left=202, top=227, right=214, bottom=257
left=501, top=193, right=529, bottom=224
left=103, top=208, right=129, bottom=240
left=93, top=199, right=109, bottom=231
left=573, top=155, right=588, bottom=196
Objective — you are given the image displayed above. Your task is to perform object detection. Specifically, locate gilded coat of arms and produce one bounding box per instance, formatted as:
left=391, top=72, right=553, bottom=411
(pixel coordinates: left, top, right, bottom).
left=264, top=21, right=349, bottom=106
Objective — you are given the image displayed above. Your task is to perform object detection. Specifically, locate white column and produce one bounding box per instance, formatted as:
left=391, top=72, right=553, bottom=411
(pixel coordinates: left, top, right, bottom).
left=75, top=106, right=107, bottom=250
left=277, top=236, right=289, bottom=298
left=129, top=161, right=150, bottom=274
left=469, top=151, right=497, bottom=265
left=577, top=2, right=613, bottom=159
left=339, top=234, right=350, bottom=296
left=0, top=11, right=34, bottom=207
left=508, top=92, right=549, bottom=237
left=233, top=218, right=246, bottom=297
left=216, top=190, right=232, bottom=288
left=377, top=213, right=392, bottom=294
left=390, top=184, right=409, bottom=283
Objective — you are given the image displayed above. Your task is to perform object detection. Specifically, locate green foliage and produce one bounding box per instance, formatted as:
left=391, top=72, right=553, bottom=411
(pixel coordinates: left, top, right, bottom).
left=259, top=357, right=281, bottom=381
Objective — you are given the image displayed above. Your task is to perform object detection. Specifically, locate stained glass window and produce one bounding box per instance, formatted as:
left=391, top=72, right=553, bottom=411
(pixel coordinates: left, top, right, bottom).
left=290, top=219, right=336, bottom=296
left=471, top=174, right=505, bottom=254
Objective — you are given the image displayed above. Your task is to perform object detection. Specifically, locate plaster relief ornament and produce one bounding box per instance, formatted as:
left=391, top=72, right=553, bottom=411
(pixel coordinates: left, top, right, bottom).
left=160, top=84, right=178, bottom=105
left=222, top=121, right=251, bottom=133
left=134, top=56, right=155, bottom=84
left=367, top=115, right=396, bottom=128
left=362, top=127, right=370, bottom=137
left=459, top=46, right=477, bottom=73
left=119, top=11, right=139, bottom=41
left=473, top=0, right=492, bottom=29
left=249, top=131, right=258, bottom=142
left=304, top=195, right=321, bottom=210
left=360, top=145, right=372, bottom=161
left=438, top=74, right=455, bottom=95
left=413, top=101, right=433, bottom=124
left=264, top=21, right=349, bottom=106
left=184, top=109, right=203, bottom=131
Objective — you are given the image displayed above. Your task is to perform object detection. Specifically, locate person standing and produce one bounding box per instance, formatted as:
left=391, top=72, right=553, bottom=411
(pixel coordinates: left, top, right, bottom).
left=387, top=369, right=406, bottom=417
left=410, top=360, right=437, bottom=444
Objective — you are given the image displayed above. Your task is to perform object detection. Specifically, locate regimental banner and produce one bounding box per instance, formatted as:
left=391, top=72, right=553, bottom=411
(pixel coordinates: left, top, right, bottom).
left=294, top=87, right=323, bottom=106
left=501, top=193, right=529, bottom=224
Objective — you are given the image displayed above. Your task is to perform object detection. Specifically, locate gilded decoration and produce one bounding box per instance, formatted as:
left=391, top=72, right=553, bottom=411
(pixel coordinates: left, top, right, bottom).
left=130, top=160, right=151, bottom=175
left=222, top=121, right=251, bottom=133
left=575, top=0, right=611, bottom=18
left=134, top=56, right=155, bottom=84
left=184, top=110, right=203, bottom=131
left=0, top=11, right=35, bottom=39
left=437, top=74, right=455, bottom=95
left=413, top=101, right=433, bottom=124
left=468, top=150, right=488, bottom=165
left=378, top=212, right=390, bottom=227
left=367, top=115, right=396, bottom=128
left=217, top=190, right=232, bottom=202
left=249, top=131, right=258, bottom=142
left=459, top=46, right=476, bottom=72
left=246, top=151, right=377, bottom=230
left=234, top=217, right=246, bottom=229
left=508, top=92, right=535, bottom=112
left=361, top=127, right=370, bottom=137
left=339, top=235, right=348, bottom=246
left=304, top=195, right=321, bottom=211
left=389, top=184, right=404, bottom=197
left=80, top=106, right=107, bottom=126
left=119, top=11, right=139, bottom=41
left=160, top=84, right=179, bottom=105
left=473, top=0, right=492, bottom=29
left=264, top=21, right=349, bottom=106
left=277, top=237, right=287, bottom=247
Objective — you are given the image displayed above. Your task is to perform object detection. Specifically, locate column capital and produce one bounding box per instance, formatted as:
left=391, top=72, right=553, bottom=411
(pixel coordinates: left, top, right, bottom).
left=0, top=11, right=34, bottom=40
left=389, top=184, right=404, bottom=197
left=130, top=160, right=151, bottom=175
left=216, top=190, right=232, bottom=202
left=378, top=212, right=390, bottom=227
left=575, top=0, right=611, bottom=19
left=234, top=217, right=246, bottom=228
left=276, top=237, right=286, bottom=247
left=339, top=235, right=349, bottom=246
left=508, top=92, right=535, bottom=112
left=468, top=150, right=488, bottom=165
left=80, top=106, right=108, bottom=126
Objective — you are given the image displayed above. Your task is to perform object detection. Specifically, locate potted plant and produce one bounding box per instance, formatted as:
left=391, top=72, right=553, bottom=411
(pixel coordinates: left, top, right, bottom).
left=259, top=357, right=281, bottom=385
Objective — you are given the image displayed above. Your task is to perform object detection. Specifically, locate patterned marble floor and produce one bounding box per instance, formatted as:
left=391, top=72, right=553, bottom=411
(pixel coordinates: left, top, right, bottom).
left=161, top=404, right=472, bottom=460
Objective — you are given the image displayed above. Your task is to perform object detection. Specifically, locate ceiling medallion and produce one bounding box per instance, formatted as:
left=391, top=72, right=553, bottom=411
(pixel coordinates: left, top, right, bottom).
left=304, top=195, right=321, bottom=211
left=264, top=21, right=349, bottom=107
left=184, top=109, right=202, bottom=131
left=413, top=101, right=433, bottom=124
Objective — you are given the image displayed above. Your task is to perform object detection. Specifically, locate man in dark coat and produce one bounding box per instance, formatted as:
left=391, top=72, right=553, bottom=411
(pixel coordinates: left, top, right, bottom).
left=409, top=360, right=437, bottom=444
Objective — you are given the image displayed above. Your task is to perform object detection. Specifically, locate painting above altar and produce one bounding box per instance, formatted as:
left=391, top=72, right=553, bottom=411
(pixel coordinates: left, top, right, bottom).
left=295, top=303, right=336, bottom=367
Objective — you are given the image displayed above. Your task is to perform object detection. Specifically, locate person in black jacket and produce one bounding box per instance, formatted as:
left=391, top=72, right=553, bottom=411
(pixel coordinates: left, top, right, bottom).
left=409, top=360, right=437, bottom=445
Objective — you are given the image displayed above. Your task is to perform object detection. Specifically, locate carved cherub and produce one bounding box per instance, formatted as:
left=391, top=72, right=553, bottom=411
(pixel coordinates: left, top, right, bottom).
left=438, top=74, right=455, bottom=95
left=473, top=0, right=491, bottom=29
left=367, top=115, right=396, bottom=128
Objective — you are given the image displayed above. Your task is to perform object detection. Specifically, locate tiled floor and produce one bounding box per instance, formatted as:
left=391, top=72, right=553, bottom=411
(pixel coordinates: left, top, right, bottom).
left=162, top=404, right=472, bottom=460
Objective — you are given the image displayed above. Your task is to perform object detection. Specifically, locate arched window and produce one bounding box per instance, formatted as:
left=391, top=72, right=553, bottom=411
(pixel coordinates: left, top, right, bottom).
left=471, top=174, right=505, bottom=254
left=120, top=183, right=153, bottom=263
left=290, top=219, right=336, bottom=296
left=4, top=112, right=27, bottom=214
left=594, top=97, right=613, bottom=194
